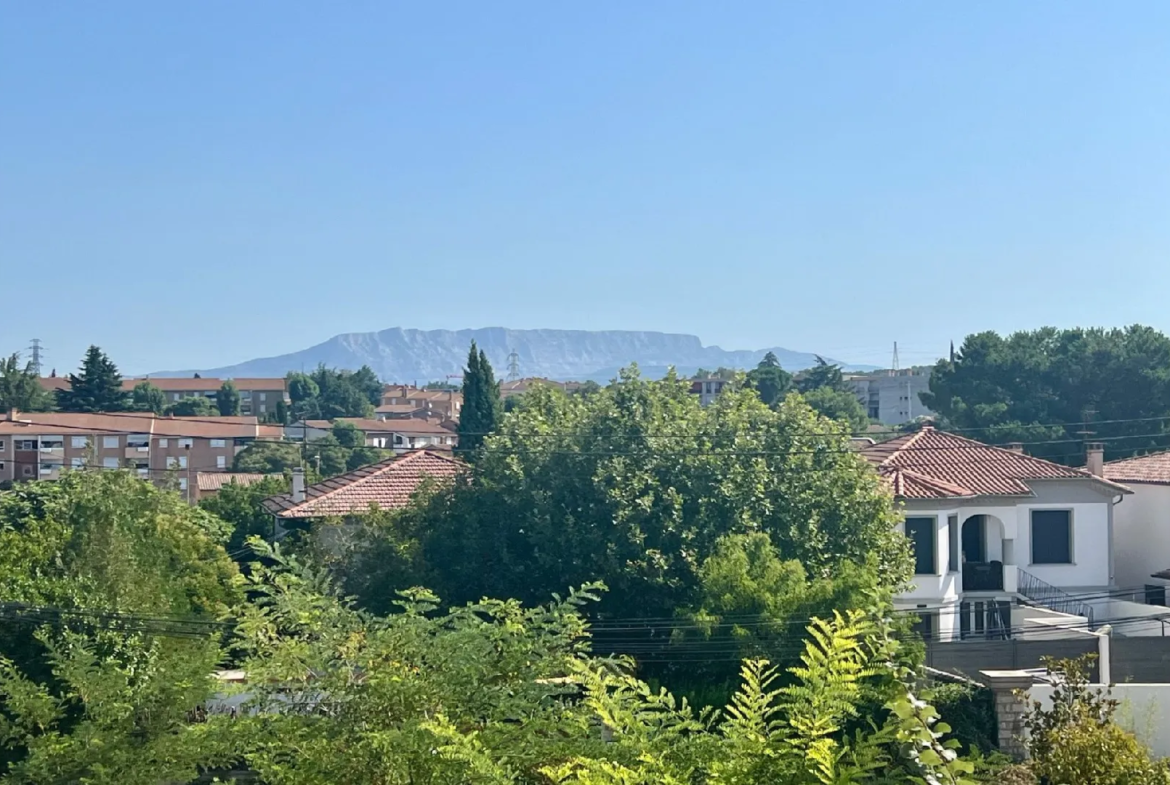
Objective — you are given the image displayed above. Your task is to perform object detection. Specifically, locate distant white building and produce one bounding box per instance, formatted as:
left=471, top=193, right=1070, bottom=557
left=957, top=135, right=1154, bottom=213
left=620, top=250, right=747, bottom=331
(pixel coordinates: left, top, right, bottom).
left=847, top=369, right=933, bottom=426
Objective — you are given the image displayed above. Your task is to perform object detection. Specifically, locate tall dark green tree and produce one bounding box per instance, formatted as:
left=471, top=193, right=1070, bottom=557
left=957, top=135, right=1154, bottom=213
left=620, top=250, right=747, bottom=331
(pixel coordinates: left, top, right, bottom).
left=0, top=353, right=52, bottom=412
left=216, top=380, right=241, bottom=416
left=744, top=351, right=793, bottom=407
left=130, top=381, right=167, bottom=414
left=165, top=396, right=218, bottom=417
left=456, top=341, right=501, bottom=458
left=55, top=346, right=129, bottom=412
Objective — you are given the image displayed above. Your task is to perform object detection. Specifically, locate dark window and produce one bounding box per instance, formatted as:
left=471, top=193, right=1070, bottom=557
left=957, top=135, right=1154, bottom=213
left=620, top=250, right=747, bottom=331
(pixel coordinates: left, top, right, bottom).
left=1031, top=510, right=1072, bottom=564
left=962, top=516, right=986, bottom=563
left=911, top=608, right=935, bottom=641
left=905, top=517, right=937, bottom=575
left=948, top=514, right=960, bottom=573
left=1145, top=585, right=1167, bottom=607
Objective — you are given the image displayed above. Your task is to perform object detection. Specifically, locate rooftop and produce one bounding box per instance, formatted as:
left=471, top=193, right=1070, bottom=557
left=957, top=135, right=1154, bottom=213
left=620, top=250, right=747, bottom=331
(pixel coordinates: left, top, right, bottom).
left=39, top=377, right=287, bottom=394
left=860, top=426, right=1129, bottom=499
left=1103, top=451, right=1170, bottom=485
left=196, top=472, right=277, bottom=492
left=0, top=411, right=279, bottom=439
left=262, top=450, right=462, bottom=519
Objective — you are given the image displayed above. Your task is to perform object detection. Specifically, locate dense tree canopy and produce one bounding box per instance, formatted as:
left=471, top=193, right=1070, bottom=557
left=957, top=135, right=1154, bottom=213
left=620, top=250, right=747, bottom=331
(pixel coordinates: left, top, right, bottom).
left=348, top=368, right=908, bottom=627
left=55, top=346, right=129, bottom=413
left=130, top=380, right=167, bottom=414
left=198, top=474, right=289, bottom=558
left=216, top=380, right=241, bottom=416
left=923, top=326, right=1170, bottom=463
left=286, top=365, right=381, bottom=421
left=0, top=354, right=52, bottom=413
left=744, top=352, right=793, bottom=407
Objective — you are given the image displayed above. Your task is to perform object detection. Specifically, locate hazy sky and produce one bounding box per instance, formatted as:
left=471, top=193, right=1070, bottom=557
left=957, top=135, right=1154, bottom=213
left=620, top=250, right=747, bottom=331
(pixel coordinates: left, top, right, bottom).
left=3, top=2, right=1169, bottom=375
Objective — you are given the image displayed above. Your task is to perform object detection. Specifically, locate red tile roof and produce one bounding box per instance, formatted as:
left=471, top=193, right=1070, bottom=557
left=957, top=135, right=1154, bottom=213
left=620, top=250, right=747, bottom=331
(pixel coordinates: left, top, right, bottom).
left=860, top=427, right=1129, bottom=499
left=0, top=411, right=273, bottom=439
left=196, top=472, right=276, bottom=492
left=263, top=450, right=462, bottom=519
left=337, top=417, right=455, bottom=435
left=1104, top=451, right=1170, bottom=485
left=39, top=377, right=286, bottom=393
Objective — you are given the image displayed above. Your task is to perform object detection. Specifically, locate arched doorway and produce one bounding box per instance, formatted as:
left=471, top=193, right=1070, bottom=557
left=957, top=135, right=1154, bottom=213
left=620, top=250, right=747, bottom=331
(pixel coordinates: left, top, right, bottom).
left=961, top=514, right=1006, bottom=591
left=962, top=516, right=987, bottom=564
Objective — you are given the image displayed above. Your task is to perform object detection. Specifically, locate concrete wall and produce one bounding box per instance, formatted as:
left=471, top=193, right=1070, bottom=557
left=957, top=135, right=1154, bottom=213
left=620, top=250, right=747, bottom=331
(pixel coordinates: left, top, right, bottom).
left=1113, top=483, right=1170, bottom=592
left=1089, top=598, right=1170, bottom=637
left=924, top=638, right=1098, bottom=680
left=1029, top=683, right=1170, bottom=758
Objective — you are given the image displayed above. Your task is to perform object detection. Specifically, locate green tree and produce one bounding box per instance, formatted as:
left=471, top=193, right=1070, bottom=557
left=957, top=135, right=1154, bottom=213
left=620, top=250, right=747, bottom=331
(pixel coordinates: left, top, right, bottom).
left=310, top=365, right=376, bottom=419
left=351, top=368, right=908, bottom=637
left=346, top=445, right=385, bottom=471
left=349, top=364, right=384, bottom=407
left=199, top=474, right=289, bottom=558
left=456, top=341, right=501, bottom=458
left=164, top=395, right=219, bottom=416
left=331, top=420, right=365, bottom=448
left=744, top=351, right=793, bottom=407
left=234, top=440, right=304, bottom=474
left=0, top=353, right=52, bottom=412
left=286, top=371, right=319, bottom=405
left=129, top=380, right=167, bottom=414
left=795, top=356, right=850, bottom=394
left=800, top=386, right=869, bottom=432
left=216, top=380, right=241, bottom=416
left=924, top=326, right=1170, bottom=463
left=55, top=346, right=129, bottom=413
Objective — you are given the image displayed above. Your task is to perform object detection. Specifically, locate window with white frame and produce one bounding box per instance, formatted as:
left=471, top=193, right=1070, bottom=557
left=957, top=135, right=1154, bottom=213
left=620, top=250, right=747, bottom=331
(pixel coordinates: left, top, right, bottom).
left=166, top=457, right=180, bottom=469
left=0, top=440, right=5, bottom=451
left=71, top=457, right=86, bottom=469
left=179, top=478, right=188, bottom=490
left=259, top=404, right=266, bottom=413
left=259, top=392, right=267, bottom=401
left=1031, top=510, right=1073, bottom=564
left=16, top=440, right=37, bottom=451
left=210, top=439, right=226, bottom=448
left=158, top=439, right=168, bottom=448
left=178, top=438, right=193, bottom=448
left=216, top=455, right=226, bottom=469
left=179, top=455, right=188, bottom=469
left=103, top=436, right=120, bottom=449
left=102, top=457, right=119, bottom=469
left=71, top=436, right=89, bottom=448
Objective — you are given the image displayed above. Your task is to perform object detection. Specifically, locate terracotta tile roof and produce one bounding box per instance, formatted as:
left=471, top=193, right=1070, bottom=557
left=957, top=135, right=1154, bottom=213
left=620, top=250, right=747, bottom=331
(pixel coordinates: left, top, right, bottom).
left=374, top=404, right=424, bottom=415
left=196, top=472, right=276, bottom=492
left=39, top=377, right=287, bottom=394
left=0, top=412, right=270, bottom=439
left=860, top=427, right=1129, bottom=499
left=337, top=417, right=454, bottom=435
left=1104, top=451, right=1170, bottom=485
left=262, top=450, right=462, bottom=519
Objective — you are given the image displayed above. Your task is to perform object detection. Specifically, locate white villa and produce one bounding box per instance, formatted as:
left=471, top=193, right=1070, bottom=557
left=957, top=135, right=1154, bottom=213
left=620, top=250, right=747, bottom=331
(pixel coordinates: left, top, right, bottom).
left=861, top=428, right=1133, bottom=641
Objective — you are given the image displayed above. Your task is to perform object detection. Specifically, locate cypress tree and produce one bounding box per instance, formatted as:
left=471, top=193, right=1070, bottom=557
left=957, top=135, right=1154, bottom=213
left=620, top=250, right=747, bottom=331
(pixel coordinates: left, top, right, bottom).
left=457, top=341, right=501, bottom=460
left=56, top=346, right=129, bottom=412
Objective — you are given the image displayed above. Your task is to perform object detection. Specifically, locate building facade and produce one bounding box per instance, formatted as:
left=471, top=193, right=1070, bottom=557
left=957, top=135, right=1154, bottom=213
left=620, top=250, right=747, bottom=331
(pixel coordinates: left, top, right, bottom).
left=38, top=376, right=288, bottom=417
left=846, top=369, right=933, bottom=426
left=0, top=410, right=283, bottom=499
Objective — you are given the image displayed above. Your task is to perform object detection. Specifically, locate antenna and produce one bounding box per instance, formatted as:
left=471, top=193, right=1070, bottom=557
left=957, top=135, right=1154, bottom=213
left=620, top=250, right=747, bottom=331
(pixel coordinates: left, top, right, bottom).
left=27, top=338, right=44, bottom=376
left=506, top=350, right=520, bottom=381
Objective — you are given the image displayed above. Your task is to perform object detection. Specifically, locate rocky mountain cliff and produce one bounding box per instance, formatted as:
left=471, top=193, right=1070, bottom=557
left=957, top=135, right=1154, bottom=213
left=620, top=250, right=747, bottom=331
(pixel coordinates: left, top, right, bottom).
left=155, top=327, right=873, bottom=383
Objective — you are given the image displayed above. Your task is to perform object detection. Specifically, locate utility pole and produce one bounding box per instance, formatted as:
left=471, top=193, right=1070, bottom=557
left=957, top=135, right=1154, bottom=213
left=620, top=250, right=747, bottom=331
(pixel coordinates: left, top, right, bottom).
left=27, top=339, right=43, bottom=376
left=506, top=350, right=520, bottom=381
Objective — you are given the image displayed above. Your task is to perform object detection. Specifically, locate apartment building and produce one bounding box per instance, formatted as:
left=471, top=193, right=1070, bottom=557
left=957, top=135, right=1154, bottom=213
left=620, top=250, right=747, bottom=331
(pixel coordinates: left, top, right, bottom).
left=286, top=417, right=457, bottom=453
left=846, top=369, right=933, bottom=426
left=498, top=378, right=584, bottom=403
left=38, top=376, right=288, bottom=417
left=0, top=410, right=283, bottom=497
left=380, top=385, right=462, bottom=420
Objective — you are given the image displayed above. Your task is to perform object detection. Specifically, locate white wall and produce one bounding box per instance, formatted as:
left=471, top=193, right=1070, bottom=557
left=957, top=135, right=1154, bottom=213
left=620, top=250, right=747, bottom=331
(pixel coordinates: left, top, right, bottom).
left=1010, top=606, right=1092, bottom=639
left=1113, top=484, right=1170, bottom=592
left=1088, top=598, right=1170, bottom=637
left=1029, top=683, right=1170, bottom=758
left=1012, top=501, right=1111, bottom=590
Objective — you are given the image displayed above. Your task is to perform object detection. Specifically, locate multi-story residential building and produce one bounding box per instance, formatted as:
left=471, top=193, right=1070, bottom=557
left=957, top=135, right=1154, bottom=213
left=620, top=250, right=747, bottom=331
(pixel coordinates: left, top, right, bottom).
left=846, top=369, right=933, bottom=426
left=286, top=417, right=457, bottom=453
left=380, top=386, right=462, bottom=420
left=38, top=376, right=289, bottom=417
left=0, top=410, right=283, bottom=498
left=689, top=376, right=731, bottom=406
left=862, top=428, right=1131, bottom=640
left=498, top=378, right=583, bottom=403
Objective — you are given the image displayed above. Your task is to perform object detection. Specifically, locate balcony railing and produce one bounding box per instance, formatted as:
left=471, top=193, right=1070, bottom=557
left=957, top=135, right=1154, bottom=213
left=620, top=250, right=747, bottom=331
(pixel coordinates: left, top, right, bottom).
left=962, top=561, right=1004, bottom=592
left=1017, top=568, right=1095, bottom=628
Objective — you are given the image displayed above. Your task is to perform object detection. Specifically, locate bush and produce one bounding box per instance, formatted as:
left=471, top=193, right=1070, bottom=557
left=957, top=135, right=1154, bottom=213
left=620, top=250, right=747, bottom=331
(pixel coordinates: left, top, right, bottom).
left=930, top=680, right=997, bottom=753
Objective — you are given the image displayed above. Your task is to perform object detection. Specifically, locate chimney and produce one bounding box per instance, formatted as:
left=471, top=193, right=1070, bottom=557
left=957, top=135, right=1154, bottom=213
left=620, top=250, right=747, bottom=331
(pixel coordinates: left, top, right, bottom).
left=291, top=467, right=306, bottom=503
left=1086, top=443, right=1105, bottom=477
left=1004, top=442, right=1024, bottom=454
left=6, top=408, right=17, bottom=422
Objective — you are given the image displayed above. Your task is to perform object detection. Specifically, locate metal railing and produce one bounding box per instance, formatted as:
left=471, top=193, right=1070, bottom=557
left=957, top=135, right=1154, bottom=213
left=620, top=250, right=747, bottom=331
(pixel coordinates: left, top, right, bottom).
left=1017, top=568, right=1095, bottom=628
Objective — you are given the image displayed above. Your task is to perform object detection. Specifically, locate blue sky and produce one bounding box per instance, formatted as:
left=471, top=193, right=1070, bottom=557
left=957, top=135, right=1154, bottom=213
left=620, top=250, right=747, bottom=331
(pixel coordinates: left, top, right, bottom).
left=3, top=2, right=1169, bottom=375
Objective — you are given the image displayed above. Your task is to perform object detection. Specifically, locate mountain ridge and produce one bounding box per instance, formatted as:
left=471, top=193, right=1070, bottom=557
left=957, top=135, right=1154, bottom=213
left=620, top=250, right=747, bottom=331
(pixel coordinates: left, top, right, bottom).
left=152, top=327, right=880, bottom=383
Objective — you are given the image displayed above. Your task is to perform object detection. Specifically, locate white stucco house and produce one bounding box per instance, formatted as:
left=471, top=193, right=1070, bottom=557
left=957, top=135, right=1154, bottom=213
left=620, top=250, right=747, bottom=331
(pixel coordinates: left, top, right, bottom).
left=1104, top=451, right=1170, bottom=603
left=861, top=428, right=1132, bottom=641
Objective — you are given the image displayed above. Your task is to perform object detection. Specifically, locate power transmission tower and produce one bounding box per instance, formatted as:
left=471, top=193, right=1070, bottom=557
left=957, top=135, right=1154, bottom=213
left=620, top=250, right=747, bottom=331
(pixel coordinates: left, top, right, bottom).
left=506, top=350, right=520, bottom=381
left=890, top=341, right=899, bottom=374
left=27, top=339, right=44, bottom=376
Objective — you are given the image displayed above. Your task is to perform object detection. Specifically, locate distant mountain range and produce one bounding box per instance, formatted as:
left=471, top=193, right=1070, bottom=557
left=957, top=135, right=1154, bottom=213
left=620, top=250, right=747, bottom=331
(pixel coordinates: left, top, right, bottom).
left=153, top=328, right=879, bottom=383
